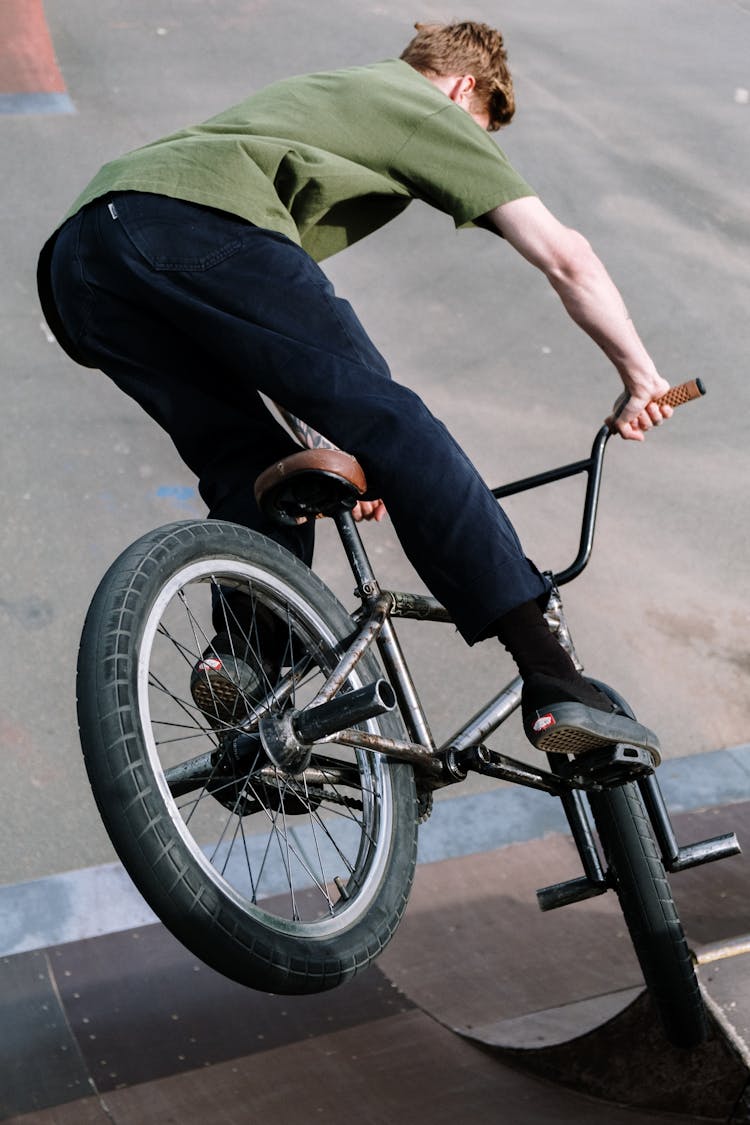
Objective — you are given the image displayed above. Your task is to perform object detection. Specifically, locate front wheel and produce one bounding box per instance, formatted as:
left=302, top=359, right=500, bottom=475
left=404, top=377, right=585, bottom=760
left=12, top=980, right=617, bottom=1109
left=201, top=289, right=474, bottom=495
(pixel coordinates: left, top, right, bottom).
left=588, top=782, right=709, bottom=1047
left=77, top=520, right=418, bottom=995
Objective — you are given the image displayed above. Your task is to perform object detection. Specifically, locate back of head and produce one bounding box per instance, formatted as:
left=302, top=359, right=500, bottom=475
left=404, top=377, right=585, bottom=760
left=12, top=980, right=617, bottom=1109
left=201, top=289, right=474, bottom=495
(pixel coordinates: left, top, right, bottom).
left=400, top=20, right=515, bottom=131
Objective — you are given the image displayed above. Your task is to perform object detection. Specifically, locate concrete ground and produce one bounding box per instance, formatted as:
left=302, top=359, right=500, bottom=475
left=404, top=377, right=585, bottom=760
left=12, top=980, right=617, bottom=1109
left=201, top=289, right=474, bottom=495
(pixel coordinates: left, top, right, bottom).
left=0, top=0, right=748, bottom=905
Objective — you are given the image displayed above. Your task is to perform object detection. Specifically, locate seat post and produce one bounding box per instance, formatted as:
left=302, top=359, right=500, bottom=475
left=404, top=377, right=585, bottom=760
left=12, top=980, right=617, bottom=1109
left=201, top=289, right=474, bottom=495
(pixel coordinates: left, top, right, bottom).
left=334, top=510, right=381, bottom=600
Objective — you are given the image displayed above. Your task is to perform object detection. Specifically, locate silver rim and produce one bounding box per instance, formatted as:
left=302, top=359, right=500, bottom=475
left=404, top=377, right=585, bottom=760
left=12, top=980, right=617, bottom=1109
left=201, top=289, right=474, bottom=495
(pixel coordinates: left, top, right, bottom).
left=136, top=557, right=395, bottom=938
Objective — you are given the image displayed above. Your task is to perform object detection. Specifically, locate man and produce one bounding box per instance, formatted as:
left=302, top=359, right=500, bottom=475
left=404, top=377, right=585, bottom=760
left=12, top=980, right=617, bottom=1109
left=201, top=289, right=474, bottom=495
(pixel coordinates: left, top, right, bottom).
left=38, top=20, right=671, bottom=756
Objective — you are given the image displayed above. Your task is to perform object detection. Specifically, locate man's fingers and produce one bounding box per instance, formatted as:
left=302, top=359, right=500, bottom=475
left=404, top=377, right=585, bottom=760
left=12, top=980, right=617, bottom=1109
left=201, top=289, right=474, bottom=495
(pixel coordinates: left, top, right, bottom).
left=608, top=388, right=674, bottom=440
left=352, top=499, right=387, bottom=522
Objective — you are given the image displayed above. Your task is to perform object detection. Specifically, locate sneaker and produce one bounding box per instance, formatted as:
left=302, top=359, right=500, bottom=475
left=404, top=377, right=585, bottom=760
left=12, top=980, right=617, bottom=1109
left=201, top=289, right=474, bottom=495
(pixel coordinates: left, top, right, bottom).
left=522, top=673, right=661, bottom=764
left=190, top=631, right=265, bottom=727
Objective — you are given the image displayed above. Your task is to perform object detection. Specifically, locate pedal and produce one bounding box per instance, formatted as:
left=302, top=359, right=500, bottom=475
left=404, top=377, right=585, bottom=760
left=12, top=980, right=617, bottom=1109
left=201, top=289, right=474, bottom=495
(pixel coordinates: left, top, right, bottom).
left=536, top=875, right=608, bottom=912
left=667, top=833, right=742, bottom=873
left=569, top=743, right=656, bottom=786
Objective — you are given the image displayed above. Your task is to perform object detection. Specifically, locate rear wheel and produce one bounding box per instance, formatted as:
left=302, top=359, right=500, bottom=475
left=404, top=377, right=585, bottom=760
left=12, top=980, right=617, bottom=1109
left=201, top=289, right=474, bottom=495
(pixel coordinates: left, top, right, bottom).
left=77, top=520, right=418, bottom=994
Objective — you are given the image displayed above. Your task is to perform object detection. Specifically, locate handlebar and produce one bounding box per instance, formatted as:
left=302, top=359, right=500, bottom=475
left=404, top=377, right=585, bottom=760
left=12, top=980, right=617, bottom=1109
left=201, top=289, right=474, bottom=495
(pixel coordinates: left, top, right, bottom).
left=492, top=379, right=706, bottom=586
left=654, top=378, right=705, bottom=410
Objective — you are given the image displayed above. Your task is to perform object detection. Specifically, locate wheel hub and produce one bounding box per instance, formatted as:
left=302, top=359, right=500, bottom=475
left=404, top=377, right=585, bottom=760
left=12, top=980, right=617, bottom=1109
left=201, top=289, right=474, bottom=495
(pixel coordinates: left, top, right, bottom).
left=207, top=731, right=321, bottom=816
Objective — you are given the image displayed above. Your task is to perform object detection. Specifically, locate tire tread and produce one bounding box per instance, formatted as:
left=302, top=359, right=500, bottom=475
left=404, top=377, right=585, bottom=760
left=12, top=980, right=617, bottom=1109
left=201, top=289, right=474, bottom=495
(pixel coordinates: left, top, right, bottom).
left=78, top=519, right=418, bottom=994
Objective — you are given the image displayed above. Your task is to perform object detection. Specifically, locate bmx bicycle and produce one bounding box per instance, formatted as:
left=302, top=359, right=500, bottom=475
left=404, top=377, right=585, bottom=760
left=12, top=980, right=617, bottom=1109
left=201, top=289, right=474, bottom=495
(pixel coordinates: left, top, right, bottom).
left=77, top=377, right=739, bottom=1049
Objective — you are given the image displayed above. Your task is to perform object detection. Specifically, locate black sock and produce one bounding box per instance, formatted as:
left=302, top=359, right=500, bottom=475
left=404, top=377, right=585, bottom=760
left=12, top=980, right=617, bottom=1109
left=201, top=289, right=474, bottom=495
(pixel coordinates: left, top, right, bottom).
left=493, top=598, right=579, bottom=683
left=494, top=599, right=613, bottom=711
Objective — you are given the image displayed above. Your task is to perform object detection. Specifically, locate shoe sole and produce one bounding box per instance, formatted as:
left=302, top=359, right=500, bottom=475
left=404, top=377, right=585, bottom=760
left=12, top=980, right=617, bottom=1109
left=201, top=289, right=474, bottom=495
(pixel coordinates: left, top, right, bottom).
left=526, top=702, right=661, bottom=764
left=192, top=672, right=246, bottom=717
left=191, top=661, right=261, bottom=727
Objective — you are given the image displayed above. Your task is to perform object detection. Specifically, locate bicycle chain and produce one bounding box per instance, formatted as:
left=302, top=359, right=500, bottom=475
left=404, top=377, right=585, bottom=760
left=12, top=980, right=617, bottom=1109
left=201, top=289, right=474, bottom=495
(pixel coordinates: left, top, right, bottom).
left=291, top=785, right=364, bottom=813
left=271, top=779, right=433, bottom=823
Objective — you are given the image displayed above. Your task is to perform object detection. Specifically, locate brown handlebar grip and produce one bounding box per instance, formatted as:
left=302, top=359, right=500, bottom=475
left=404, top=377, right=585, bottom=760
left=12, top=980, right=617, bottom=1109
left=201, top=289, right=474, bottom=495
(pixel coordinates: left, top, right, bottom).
left=654, top=379, right=706, bottom=409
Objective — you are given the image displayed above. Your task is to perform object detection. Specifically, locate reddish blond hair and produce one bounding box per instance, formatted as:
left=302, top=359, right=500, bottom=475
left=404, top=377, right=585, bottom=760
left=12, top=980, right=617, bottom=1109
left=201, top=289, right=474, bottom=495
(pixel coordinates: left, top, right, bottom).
left=400, top=20, right=515, bottom=131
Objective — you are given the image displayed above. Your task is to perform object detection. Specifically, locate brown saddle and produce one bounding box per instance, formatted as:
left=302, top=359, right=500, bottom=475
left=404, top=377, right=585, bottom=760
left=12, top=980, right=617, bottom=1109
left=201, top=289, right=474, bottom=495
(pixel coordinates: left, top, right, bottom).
left=254, top=448, right=367, bottom=526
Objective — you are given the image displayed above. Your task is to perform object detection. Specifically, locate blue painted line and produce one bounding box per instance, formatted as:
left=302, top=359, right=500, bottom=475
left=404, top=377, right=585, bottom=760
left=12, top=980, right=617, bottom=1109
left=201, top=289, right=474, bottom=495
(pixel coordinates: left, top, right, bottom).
left=155, top=485, right=198, bottom=502
left=0, top=92, right=74, bottom=114
left=154, top=484, right=203, bottom=517
left=1, top=743, right=748, bottom=958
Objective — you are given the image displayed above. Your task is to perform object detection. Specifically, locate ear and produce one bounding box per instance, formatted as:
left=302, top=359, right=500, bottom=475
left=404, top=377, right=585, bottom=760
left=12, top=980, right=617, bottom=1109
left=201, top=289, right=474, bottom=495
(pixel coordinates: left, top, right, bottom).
left=429, top=74, right=477, bottom=105
left=451, top=74, right=477, bottom=104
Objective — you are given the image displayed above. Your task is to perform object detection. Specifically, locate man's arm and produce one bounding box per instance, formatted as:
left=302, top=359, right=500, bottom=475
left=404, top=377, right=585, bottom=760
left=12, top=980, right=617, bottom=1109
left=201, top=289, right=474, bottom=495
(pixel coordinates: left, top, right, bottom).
left=485, top=196, right=673, bottom=440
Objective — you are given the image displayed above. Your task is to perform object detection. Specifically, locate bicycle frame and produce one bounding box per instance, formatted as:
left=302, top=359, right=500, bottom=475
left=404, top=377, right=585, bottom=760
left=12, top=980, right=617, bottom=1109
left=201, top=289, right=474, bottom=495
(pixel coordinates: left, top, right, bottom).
left=282, top=423, right=740, bottom=908
left=327, top=425, right=613, bottom=773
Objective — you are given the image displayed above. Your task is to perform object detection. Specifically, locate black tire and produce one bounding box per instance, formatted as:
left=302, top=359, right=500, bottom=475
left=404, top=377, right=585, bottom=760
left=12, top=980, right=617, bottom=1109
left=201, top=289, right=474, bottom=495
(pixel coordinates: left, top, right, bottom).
left=588, top=782, right=709, bottom=1047
left=77, top=520, right=418, bottom=995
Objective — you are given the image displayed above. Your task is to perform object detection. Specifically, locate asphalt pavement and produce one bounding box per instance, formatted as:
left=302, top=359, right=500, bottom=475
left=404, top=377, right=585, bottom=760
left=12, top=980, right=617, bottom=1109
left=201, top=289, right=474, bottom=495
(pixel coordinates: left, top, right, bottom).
left=1, top=0, right=748, bottom=940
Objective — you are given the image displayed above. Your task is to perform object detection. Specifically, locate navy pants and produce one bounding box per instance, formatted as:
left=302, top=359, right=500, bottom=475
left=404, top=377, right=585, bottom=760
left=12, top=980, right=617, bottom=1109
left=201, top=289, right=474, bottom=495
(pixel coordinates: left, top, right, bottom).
left=47, top=191, right=547, bottom=642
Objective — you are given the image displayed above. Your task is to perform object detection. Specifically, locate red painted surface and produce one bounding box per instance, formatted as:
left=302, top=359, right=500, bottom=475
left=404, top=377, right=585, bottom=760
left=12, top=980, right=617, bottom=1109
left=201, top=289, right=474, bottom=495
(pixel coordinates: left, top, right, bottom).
left=0, top=0, right=66, bottom=93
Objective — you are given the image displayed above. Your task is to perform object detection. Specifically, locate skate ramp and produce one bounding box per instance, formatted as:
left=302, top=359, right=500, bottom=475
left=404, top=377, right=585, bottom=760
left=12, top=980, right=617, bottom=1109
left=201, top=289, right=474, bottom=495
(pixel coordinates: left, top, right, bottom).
left=3, top=800, right=749, bottom=1124
left=378, top=799, right=750, bottom=1121
left=0, top=933, right=707, bottom=1125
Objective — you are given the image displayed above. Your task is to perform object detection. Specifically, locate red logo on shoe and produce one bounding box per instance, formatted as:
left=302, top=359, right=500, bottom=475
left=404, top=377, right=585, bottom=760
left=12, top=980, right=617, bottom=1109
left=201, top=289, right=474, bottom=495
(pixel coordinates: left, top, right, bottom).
left=198, top=657, right=223, bottom=673
left=533, top=713, right=556, bottom=733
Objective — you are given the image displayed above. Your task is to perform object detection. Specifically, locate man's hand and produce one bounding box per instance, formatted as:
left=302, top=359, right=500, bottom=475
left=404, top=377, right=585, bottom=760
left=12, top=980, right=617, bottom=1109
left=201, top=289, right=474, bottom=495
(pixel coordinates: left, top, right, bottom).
left=607, top=387, right=674, bottom=441
left=352, top=499, right=387, bottom=522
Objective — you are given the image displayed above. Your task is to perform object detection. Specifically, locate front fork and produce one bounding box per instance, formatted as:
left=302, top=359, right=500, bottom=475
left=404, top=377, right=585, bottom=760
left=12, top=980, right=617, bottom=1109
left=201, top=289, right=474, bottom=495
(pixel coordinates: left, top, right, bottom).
left=534, top=579, right=741, bottom=909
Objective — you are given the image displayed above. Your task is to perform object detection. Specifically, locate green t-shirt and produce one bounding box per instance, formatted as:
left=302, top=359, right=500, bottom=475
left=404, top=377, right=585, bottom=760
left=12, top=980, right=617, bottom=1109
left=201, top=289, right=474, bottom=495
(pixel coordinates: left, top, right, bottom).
left=63, top=58, right=534, bottom=261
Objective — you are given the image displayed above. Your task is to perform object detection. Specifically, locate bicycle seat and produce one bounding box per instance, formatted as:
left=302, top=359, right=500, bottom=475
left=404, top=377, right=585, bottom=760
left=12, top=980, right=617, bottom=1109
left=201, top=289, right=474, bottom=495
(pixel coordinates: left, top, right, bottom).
left=254, top=449, right=367, bottom=526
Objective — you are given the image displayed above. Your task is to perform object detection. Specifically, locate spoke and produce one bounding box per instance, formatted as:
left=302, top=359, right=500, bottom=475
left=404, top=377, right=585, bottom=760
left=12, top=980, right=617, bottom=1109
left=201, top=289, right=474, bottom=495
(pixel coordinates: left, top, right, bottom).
left=237, top=815, right=258, bottom=901
left=255, top=597, right=293, bottom=698
left=276, top=782, right=299, bottom=919
left=141, top=567, right=394, bottom=929
left=272, top=773, right=347, bottom=908
left=149, top=664, right=250, bottom=738
left=175, top=776, right=236, bottom=818
left=243, top=792, right=277, bottom=904
left=173, top=755, right=257, bottom=819
left=304, top=804, right=361, bottom=880
left=244, top=775, right=335, bottom=909
left=207, top=791, right=242, bottom=868
left=152, top=718, right=211, bottom=732
left=211, top=576, right=238, bottom=641
left=311, top=754, right=379, bottom=838
left=304, top=770, right=329, bottom=899
left=176, top=588, right=213, bottom=658
left=209, top=578, right=287, bottom=724
left=155, top=620, right=201, bottom=669
left=305, top=790, right=367, bottom=820
left=152, top=729, right=214, bottom=747
left=177, top=590, right=231, bottom=719
left=218, top=804, right=246, bottom=879
left=148, top=669, right=216, bottom=733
